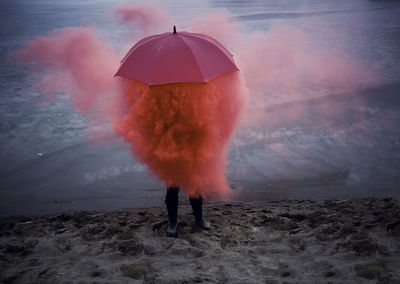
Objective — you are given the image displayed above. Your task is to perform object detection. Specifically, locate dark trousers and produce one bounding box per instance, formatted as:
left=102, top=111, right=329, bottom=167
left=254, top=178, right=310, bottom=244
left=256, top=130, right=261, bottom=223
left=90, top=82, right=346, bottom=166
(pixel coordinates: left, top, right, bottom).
left=165, top=187, right=203, bottom=223
left=165, top=187, right=179, bottom=224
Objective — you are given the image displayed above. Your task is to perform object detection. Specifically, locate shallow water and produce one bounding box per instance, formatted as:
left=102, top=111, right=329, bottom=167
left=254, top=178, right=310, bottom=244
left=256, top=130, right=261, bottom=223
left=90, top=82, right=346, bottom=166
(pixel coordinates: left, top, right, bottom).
left=1, top=0, right=400, bottom=215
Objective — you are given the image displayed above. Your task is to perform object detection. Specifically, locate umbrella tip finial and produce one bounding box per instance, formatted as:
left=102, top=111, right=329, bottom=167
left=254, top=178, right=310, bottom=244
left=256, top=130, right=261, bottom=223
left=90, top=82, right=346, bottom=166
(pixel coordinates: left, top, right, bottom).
left=173, top=25, right=177, bottom=34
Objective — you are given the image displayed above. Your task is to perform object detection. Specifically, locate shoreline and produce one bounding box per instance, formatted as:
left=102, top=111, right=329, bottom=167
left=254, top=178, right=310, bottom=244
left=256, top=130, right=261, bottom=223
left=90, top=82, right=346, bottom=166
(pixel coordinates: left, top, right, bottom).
left=1, top=197, right=399, bottom=283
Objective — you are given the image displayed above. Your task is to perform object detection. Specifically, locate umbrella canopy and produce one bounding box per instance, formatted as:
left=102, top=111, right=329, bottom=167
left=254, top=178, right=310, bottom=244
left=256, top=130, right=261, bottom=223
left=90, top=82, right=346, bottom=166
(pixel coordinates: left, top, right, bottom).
left=115, top=26, right=238, bottom=86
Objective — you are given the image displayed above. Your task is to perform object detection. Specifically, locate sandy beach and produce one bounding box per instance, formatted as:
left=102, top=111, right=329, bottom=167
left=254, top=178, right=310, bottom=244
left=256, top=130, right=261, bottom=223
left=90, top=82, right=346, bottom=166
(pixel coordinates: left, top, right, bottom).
left=1, top=197, right=399, bottom=283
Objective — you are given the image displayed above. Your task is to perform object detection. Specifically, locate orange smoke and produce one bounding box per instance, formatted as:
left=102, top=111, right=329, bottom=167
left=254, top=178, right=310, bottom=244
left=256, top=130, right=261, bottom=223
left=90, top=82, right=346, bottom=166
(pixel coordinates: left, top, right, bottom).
left=114, top=72, right=248, bottom=198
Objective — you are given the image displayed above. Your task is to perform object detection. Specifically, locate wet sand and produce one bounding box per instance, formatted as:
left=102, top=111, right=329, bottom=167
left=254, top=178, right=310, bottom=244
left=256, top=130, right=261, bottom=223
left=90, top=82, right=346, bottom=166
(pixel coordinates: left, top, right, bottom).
left=1, top=197, right=399, bottom=283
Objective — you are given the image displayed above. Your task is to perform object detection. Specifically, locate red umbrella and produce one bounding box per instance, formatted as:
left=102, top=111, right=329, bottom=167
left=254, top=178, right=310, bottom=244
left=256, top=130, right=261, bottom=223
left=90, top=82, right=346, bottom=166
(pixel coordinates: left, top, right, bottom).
left=113, top=25, right=246, bottom=200
left=115, top=26, right=238, bottom=85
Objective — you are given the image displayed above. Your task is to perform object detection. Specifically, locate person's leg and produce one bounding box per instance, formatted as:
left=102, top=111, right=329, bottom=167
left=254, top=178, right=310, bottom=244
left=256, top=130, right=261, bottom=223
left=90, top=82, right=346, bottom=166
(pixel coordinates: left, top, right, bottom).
left=165, top=186, right=179, bottom=237
left=189, top=196, right=211, bottom=230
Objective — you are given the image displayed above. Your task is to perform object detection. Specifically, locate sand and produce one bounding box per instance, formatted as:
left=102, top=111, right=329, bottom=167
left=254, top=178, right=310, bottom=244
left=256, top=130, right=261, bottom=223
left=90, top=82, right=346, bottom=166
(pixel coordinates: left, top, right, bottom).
left=1, top=197, right=399, bottom=283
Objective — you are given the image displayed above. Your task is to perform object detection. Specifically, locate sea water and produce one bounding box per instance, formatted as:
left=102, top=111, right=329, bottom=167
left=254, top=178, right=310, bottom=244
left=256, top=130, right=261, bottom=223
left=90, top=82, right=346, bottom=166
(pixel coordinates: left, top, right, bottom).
left=0, top=0, right=399, bottom=215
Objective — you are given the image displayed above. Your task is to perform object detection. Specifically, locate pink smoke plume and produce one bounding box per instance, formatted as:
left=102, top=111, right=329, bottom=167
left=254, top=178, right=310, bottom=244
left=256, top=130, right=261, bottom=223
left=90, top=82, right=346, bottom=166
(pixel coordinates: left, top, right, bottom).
left=113, top=3, right=173, bottom=37
left=114, top=72, right=247, bottom=198
left=187, top=10, right=242, bottom=46
left=186, top=10, right=372, bottom=127
left=237, top=25, right=372, bottom=128
left=11, top=4, right=373, bottom=198
left=11, top=27, right=122, bottom=136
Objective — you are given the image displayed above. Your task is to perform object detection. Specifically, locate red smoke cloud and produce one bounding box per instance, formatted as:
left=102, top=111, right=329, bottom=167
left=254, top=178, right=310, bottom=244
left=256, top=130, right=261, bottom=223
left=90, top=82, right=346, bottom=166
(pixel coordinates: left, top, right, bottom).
left=187, top=10, right=242, bottom=46
left=114, top=3, right=173, bottom=37
left=11, top=4, right=372, bottom=198
left=10, top=27, right=124, bottom=141
left=187, top=10, right=370, bottom=102
left=114, top=73, right=247, bottom=198
left=11, top=27, right=120, bottom=114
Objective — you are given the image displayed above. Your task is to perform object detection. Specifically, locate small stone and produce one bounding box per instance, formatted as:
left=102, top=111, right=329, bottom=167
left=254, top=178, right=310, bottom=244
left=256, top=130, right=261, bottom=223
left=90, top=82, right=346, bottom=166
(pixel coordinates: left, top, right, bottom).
left=89, top=270, right=102, bottom=277
left=281, top=271, right=290, bottom=277
left=324, top=271, right=335, bottom=277
left=289, top=228, right=301, bottom=235
left=55, top=228, right=68, bottom=235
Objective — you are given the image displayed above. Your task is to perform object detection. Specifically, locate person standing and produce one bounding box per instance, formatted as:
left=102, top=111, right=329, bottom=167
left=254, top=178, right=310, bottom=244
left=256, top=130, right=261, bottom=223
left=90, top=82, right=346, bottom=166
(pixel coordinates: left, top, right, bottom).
left=165, top=185, right=211, bottom=237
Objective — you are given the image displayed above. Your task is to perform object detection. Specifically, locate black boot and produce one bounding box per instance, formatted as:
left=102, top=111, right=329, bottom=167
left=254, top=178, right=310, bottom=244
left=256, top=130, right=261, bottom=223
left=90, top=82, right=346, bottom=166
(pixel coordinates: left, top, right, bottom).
left=165, top=187, right=179, bottom=237
left=189, top=196, right=211, bottom=230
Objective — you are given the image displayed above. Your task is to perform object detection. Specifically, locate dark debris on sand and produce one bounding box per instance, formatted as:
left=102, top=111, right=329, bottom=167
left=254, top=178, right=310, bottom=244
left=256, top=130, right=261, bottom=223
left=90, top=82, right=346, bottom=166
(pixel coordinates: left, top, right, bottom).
left=0, top=198, right=399, bottom=283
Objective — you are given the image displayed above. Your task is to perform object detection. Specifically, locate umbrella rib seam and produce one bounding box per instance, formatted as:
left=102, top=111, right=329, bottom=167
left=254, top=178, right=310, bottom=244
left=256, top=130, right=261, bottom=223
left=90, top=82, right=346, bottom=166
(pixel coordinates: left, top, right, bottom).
left=181, top=32, right=235, bottom=58
left=178, top=35, right=206, bottom=83
left=151, top=36, right=172, bottom=85
left=180, top=34, right=237, bottom=82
